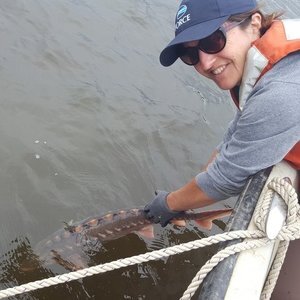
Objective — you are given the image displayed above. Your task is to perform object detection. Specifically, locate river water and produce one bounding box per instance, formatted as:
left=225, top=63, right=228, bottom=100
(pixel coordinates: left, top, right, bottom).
left=0, top=1, right=298, bottom=299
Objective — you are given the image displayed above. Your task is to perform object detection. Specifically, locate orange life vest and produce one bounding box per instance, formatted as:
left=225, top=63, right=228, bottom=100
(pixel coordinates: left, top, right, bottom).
left=230, top=20, right=300, bottom=169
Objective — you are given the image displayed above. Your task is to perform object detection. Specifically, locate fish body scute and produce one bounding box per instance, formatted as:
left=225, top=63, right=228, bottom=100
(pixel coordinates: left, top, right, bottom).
left=29, top=207, right=231, bottom=271
left=31, top=208, right=151, bottom=270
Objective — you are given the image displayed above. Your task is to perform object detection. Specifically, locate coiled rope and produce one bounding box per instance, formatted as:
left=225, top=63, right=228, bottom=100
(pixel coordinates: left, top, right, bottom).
left=0, top=177, right=298, bottom=300
left=181, top=177, right=299, bottom=299
left=256, top=177, right=299, bottom=299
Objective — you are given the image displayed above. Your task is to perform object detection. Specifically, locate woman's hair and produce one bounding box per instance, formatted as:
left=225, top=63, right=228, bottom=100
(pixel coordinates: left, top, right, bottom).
left=228, top=5, right=284, bottom=36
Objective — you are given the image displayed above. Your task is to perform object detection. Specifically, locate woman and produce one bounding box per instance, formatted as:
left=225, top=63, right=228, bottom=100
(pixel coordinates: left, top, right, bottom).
left=144, top=0, right=300, bottom=226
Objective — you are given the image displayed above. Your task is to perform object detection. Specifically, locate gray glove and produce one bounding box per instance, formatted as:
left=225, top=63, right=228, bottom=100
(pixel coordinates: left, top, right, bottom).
left=144, top=190, right=184, bottom=227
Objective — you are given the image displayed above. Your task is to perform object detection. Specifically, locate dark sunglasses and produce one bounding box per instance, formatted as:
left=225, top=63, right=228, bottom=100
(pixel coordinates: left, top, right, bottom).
left=178, top=18, right=248, bottom=66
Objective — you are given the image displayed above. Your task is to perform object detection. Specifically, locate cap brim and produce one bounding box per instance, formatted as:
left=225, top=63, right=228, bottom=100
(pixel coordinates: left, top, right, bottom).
left=160, top=15, right=229, bottom=67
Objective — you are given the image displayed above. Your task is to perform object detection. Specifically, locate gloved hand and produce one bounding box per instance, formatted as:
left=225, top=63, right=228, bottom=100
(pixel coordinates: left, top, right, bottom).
left=144, top=190, right=184, bottom=227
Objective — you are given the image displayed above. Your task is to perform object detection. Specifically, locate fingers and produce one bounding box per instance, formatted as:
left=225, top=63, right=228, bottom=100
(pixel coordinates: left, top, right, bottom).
left=144, top=205, right=156, bottom=221
left=144, top=190, right=172, bottom=226
left=143, top=209, right=163, bottom=225
left=144, top=205, right=150, bottom=213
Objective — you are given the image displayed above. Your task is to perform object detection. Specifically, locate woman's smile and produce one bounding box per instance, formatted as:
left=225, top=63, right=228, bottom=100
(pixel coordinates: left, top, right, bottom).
left=211, top=64, right=228, bottom=75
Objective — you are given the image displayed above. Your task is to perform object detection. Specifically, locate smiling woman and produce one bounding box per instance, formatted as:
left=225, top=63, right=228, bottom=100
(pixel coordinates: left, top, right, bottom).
left=143, top=1, right=300, bottom=298
left=144, top=0, right=300, bottom=235
left=0, top=0, right=298, bottom=299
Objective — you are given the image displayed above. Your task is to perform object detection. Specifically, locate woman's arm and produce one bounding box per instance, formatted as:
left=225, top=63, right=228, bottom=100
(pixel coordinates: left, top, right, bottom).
left=166, top=178, right=215, bottom=211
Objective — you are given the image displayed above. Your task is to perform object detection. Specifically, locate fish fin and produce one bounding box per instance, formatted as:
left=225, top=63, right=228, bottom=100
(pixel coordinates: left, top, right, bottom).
left=194, top=219, right=213, bottom=230
left=193, top=209, right=232, bottom=230
left=51, top=250, right=82, bottom=271
left=170, top=219, right=187, bottom=226
left=136, top=225, right=154, bottom=239
left=215, top=210, right=232, bottom=219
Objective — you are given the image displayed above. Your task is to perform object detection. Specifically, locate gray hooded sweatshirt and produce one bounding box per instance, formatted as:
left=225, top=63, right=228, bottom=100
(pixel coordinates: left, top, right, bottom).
left=196, top=52, right=300, bottom=201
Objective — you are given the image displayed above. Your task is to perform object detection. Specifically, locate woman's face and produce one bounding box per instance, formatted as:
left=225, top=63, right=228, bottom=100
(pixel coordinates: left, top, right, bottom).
left=187, top=14, right=261, bottom=90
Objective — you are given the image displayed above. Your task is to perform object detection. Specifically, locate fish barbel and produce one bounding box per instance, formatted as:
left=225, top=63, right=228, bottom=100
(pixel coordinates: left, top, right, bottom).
left=26, top=207, right=232, bottom=271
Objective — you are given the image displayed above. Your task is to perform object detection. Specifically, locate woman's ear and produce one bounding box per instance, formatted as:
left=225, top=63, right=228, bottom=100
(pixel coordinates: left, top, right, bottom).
left=250, top=13, right=262, bottom=37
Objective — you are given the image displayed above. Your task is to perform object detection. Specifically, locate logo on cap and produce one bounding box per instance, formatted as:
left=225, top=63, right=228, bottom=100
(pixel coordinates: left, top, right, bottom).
left=176, top=5, right=190, bottom=30
left=177, top=5, right=187, bottom=20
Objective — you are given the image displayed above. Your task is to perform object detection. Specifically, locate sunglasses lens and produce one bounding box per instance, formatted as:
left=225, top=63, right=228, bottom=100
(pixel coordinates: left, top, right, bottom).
left=199, top=30, right=226, bottom=54
left=178, top=30, right=226, bottom=66
left=178, top=46, right=199, bottom=65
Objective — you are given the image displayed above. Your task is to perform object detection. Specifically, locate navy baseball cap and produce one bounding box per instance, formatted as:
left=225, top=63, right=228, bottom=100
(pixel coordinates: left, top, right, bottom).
left=160, top=0, right=257, bottom=66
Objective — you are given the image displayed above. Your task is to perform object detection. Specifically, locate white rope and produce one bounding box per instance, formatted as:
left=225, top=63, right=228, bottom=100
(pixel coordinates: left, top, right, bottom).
left=258, top=178, right=299, bottom=299
left=0, top=230, right=264, bottom=299
left=0, top=177, right=298, bottom=300
left=180, top=177, right=299, bottom=300
left=180, top=238, right=271, bottom=300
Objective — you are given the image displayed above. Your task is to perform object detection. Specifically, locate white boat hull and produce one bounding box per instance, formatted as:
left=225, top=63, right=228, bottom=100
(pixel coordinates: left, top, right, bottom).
left=225, top=161, right=298, bottom=299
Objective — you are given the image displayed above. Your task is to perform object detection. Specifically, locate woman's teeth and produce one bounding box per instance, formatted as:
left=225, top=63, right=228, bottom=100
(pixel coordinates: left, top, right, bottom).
left=212, top=65, right=226, bottom=75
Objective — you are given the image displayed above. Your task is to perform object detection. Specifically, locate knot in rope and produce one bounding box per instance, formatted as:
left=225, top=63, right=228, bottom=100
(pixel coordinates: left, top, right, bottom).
left=252, top=177, right=299, bottom=300
left=253, top=177, right=300, bottom=240
left=181, top=177, right=299, bottom=300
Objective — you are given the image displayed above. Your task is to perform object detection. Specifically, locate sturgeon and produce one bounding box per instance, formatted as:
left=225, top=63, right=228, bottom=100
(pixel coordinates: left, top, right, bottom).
left=24, top=207, right=232, bottom=271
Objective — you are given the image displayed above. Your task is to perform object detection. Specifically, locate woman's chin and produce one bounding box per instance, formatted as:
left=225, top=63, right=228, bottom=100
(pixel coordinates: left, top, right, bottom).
left=213, top=78, right=239, bottom=90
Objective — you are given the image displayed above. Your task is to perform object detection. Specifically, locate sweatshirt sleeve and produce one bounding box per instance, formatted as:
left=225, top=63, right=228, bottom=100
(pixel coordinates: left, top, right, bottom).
left=196, top=76, right=300, bottom=201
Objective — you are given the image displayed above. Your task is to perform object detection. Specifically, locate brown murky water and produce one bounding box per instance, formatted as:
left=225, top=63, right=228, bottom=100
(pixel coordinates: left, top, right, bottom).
left=0, top=0, right=298, bottom=299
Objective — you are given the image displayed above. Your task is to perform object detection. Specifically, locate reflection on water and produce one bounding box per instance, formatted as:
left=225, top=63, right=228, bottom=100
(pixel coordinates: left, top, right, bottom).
left=0, top=0, right=299, bottom=299
left=0, top=220, right=228, bottom=299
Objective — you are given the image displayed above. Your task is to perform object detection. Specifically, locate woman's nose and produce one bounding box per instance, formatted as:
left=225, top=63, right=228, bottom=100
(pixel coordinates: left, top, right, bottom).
left=195, top=51, right=217, bottom=72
